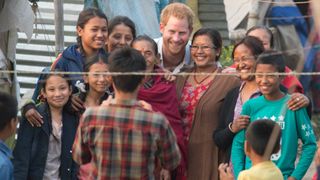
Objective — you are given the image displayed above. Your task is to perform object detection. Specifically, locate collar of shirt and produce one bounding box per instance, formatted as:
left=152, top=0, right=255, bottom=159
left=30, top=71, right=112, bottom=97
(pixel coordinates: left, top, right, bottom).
left=109, top=99, right=140, bottom=108
left=0, top=139, right=12, bottom=158
left=154, top=37, right=192, bottom=74
left=239, top=81, right=261, bottom=99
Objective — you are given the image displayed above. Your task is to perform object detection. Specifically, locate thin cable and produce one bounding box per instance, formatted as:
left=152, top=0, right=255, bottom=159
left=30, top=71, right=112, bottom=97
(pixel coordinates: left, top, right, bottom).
left=265, top=15, right=312, bottom=20
left=259, top=0, right=311, bottom=5
left=2, top=70, right=320, bottom=77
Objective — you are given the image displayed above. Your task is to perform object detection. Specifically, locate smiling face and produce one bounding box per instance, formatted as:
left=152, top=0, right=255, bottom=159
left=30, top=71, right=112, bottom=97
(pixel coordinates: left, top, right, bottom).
left=191, top=35, right=219, bottom=68
left=84, top=62, right=109, bottom=93
left=255, top=64, right=282, bottom=100
left=160, top=16, right=192, bottom=56
left=247, top=28, right=271, bottom=50
left=107, top=23, right=134, bottom=52
left=42, top=75, right=71, bottom=109
left=77, top=16, right=108, bottom=54
left=132, top=40, right=158, bottom=71
left=234, top=44, right=256, bottom=81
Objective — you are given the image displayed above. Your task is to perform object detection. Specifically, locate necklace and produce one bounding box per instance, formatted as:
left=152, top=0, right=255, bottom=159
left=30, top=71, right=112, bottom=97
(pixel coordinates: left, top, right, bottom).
left=193, top=68, right=216, bottom=85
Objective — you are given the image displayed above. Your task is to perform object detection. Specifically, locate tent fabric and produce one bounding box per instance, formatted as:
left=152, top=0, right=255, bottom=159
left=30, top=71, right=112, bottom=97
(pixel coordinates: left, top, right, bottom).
left=0, top=0, right=33, bottom=100
left=85, top=0, right=161, bottom=38
left=0, top=0, right=34, bottom=41
left=224, top=0, right=251, bottom=31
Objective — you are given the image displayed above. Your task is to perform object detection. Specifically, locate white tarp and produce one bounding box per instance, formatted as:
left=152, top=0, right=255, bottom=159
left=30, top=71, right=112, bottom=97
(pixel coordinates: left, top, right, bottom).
left=224, top=0, right=252, bottom=31
left=224, top=0, right=271, bottom=31
left=0, top=0, right=34, bottom=41
left=102, top=0, right=161, bottom=38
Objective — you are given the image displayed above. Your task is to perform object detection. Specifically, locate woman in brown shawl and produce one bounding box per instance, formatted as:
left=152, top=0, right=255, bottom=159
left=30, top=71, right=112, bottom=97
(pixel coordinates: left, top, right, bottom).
left=176, top=28, right=240, bottom=180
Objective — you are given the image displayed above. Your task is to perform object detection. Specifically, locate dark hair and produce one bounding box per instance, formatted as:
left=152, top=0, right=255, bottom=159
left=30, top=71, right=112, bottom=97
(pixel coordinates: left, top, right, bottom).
left=246, top=120, right=281, bottom=156
left=0, top=92, right=17, bottom=131
left=108, top=47, right=146, bottom=93
left=82, top=53, right=109, bottom=93
left=40, top=69, right=72, bottom=92
left=255, top=50, right=286, bottom=73
left=191, top=28, right=222, bottom=61
left=84, top=53, right=109, bottom=72
left=77, top=8, right=108, bottom=54
left=132, top=35, right=158, bottom=55
left=108, top=16, right=136, bottom=39
left=246, top=25, right=273, bottom=48
left=232, top=36, right=265, bottom=60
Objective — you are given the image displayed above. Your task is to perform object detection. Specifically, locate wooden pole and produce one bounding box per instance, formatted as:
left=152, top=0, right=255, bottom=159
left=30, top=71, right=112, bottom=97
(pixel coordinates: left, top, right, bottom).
left=54, top=0, right=64, bottom=56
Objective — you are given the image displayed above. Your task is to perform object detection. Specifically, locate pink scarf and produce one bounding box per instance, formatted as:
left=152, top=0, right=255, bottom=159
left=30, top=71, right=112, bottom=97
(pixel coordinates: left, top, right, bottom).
left=138, top=66, right=187, bottom=178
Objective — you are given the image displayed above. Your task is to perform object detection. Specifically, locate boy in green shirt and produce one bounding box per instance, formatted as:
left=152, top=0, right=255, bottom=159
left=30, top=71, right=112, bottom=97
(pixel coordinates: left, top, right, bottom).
left=231, top=50, right=317, bottom=180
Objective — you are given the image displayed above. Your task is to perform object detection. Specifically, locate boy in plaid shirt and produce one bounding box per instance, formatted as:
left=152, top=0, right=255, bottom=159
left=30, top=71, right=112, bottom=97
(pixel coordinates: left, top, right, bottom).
left=72, top=47, right=181, bottom=179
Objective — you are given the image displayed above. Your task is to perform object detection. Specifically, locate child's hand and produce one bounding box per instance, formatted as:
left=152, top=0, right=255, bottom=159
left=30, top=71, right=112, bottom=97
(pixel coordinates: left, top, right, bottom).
left=231, top=115, right=250, bottom=133
left=25, top=108, right=43, bottom=127
left=287, top=93, right=309, bottom=111
left=71, top=94, right=84, bottom=111
left=218, top=163, right=234, bottom=180
left=138, top=100, right=153, bottom=111
left=101, top=95, right=113, bottom=106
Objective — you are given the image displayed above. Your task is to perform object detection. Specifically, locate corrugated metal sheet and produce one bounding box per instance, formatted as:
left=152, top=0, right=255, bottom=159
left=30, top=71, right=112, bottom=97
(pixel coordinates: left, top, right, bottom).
left=16, top=0, right=83, bottom=96
left=198, top=0, right=229, bottom=45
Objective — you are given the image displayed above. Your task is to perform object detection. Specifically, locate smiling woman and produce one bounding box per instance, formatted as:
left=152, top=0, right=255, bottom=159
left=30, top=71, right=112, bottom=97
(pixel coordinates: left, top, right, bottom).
left=106, top=16, right=136, bottom=52
left=175, top=28, right=240, bottom=180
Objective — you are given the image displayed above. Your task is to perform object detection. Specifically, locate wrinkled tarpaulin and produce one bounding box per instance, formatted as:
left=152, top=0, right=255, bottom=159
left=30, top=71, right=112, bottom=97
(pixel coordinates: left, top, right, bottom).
left=0, top=0, right=34, bottom=99
left=84, top=0, right=165, bottom=38
left=224, top=0, right=306, bottom=70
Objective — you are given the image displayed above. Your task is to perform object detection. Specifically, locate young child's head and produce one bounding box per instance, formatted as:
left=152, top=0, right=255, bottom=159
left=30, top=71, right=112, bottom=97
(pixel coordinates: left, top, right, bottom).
left=76, top=8, right=108, bottom=55
left=254, top=50, right=286, bottom=98
left=132, top=35, right=160, bottom=71
left=245, top=120, right=281, bottom=160
left=108, top=47, right=146, bottom=93
left=40, top=71, right=72, bottom=109
left=83, top=53, right=110, bottom=93
left=0, top=91, right=18, bottom=139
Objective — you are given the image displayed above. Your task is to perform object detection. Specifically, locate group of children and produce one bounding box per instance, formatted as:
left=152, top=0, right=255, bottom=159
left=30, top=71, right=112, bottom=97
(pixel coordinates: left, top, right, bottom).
left=0, top=3, right=318, bottom=180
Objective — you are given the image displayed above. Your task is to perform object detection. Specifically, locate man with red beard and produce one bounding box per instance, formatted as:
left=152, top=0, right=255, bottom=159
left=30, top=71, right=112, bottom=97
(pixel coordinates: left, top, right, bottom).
left=154, top=2, right=194, bottom=74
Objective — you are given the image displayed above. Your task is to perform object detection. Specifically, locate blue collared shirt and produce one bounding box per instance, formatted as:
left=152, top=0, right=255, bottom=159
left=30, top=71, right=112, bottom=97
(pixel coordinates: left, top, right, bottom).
left=0, top=140, right=13, bottom=180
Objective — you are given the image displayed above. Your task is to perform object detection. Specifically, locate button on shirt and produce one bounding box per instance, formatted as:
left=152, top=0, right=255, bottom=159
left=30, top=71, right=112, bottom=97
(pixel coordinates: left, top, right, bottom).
left=72, top=99, right=181, bottom=179
left=0, top=140, right=13, bottom=180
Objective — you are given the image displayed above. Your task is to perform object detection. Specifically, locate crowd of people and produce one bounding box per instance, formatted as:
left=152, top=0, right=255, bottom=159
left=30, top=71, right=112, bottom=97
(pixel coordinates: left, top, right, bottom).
left=0, top=2, right=319, bottom=180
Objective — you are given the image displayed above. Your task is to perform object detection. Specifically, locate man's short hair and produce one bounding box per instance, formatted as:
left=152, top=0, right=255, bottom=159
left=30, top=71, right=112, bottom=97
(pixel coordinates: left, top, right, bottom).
left=108, top=47, right=146, bottom=93
left=255, top=50, right=286, bottom=73
left=160, top=2, right=194, bottom=29
left=246, top=120, right=281, bottom=156
left=0, top=91, right=17, bottom=131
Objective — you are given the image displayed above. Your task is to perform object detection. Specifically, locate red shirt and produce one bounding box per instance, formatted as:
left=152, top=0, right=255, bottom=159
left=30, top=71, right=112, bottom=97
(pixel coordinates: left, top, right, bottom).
left=282, top=66, right=304, bottom=93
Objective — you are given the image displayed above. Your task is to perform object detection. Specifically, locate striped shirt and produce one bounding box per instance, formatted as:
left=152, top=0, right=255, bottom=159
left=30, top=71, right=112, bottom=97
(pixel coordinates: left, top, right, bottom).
left=72, top=99, right=181, bottom=179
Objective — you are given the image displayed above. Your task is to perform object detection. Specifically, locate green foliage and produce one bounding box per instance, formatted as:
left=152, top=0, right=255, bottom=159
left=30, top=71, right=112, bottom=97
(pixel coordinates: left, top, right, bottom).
left=219, top=45, right=234, bottom=67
